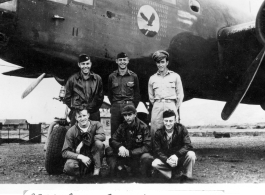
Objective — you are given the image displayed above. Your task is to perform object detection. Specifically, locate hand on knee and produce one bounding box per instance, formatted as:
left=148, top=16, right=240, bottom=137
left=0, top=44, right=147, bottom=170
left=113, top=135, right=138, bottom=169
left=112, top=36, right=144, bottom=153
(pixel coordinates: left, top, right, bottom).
left=152, top=159, right=161, bottom=168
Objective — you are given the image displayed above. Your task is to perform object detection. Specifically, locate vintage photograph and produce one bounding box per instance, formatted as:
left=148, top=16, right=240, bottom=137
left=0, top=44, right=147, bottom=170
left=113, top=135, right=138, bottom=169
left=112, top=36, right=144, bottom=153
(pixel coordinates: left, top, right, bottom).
left=0, top=0, right=265, bottom=192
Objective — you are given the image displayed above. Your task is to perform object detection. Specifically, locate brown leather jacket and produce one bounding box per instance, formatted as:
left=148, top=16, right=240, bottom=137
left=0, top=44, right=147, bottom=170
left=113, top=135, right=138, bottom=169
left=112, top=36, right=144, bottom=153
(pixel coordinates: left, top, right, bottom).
left=110, top=117, right=151, bottom=157
left=153, top=123, right=193, bottom=163
left=64, top=71, right=104, bottom=113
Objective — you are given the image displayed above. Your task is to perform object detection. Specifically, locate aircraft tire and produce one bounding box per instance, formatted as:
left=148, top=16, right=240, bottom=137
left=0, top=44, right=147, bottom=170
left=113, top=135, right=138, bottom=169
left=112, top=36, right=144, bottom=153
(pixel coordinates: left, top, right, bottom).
left=45, top=126, right=68, bottom=175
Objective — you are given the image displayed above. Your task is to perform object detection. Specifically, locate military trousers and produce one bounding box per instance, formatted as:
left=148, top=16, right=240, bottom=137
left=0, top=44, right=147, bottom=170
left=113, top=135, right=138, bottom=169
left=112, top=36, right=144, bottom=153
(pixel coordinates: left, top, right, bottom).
left=110, top=101, right=134, bottom=136
left=63, top=140, right=105, bottom=177
left=152, top=151, right=196, bottom=179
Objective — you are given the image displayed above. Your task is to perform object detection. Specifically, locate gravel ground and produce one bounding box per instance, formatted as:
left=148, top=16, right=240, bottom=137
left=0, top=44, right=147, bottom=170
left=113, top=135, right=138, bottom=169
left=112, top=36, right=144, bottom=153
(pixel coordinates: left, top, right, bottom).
left=0, top=135, right=265, bottom=184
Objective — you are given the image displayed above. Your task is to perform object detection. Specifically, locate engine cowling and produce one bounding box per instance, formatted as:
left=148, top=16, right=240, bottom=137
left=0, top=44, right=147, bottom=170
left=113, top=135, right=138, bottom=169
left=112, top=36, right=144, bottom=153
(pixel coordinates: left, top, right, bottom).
left=256, top=1, right=265, bottom=45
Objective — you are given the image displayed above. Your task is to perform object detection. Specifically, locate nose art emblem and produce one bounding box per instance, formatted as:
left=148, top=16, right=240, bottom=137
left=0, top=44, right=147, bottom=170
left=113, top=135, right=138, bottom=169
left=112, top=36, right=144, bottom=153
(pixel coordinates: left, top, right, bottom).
left=137, top=5, right=160, bottom=37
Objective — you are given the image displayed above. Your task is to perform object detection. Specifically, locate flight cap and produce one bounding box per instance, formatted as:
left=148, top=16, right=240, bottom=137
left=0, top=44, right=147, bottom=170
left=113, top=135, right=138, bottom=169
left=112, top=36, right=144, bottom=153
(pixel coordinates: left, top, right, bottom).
left=78, top=54, right=90, bottom=63
left=122, top=105, right=136, bottom=115
left=117, top=52, right=128, bottom=59
left=152, top=50, right=169, bottom=62
left=163, top=109, right=176, bottom=118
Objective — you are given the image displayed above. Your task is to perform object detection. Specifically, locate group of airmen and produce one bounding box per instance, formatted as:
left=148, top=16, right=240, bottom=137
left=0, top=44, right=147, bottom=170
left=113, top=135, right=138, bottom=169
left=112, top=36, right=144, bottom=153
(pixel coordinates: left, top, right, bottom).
left=61, top=50, right=196, bottom=183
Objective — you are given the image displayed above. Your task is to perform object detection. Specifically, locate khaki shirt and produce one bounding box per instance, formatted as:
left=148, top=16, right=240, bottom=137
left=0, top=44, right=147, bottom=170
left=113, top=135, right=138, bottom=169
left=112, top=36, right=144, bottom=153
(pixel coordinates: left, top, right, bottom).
left=148, top=70, right=184, bottom=108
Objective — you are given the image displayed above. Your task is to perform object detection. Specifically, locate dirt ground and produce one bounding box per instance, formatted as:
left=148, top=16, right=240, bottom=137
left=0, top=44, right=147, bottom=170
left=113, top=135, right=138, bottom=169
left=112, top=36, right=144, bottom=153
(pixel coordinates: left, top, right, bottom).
left=0, top=135, right=265, bottom=184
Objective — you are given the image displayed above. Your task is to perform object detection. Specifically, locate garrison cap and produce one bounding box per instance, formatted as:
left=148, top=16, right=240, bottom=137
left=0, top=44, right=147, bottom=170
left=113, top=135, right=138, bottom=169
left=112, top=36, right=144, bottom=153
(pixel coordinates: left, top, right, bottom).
left=78, top=54, right=90, bottom=63
left=163, top=109, right=176, bottom=118
left=122, top=105, right=136, bottom=115
left=117, top=52, right=128, bottom=59
left=152, top=50, right=169, bottom=62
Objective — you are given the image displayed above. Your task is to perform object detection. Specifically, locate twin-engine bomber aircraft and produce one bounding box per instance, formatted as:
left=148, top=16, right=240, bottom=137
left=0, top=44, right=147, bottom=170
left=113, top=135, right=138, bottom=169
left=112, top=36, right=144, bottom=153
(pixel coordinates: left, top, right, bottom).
left=1, top=0, right=265, bottom=120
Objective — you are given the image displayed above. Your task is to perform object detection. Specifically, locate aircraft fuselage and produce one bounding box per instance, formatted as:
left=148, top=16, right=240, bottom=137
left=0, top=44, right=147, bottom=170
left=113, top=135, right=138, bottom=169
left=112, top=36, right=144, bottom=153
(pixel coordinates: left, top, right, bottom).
left=0, top=0, right=264, bottom=105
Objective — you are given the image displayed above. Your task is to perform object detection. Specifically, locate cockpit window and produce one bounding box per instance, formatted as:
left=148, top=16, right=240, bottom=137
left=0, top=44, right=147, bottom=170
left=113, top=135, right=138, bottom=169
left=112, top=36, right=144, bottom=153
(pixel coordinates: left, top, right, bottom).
left=0, top=0, right=17, bottom=12
left=162, top=0, right=176, bottom=5
left=48, top=0, right=68, bottom=4
left=74, top=0, right=93, bottom=5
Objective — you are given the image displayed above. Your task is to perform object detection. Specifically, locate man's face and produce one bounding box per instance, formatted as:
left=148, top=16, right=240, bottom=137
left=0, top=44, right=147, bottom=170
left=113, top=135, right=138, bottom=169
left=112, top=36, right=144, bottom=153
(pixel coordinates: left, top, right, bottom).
left=163, top=116, right=176, bottom=130
left=75, top=109, right=90, bottom=128
left=116, top=57, right=129, bottom=70
left=78, top=59, right=92, bottom=74
left=156, top=58, right=169, bottom=73
left=123, top=112, right=136, bottom=125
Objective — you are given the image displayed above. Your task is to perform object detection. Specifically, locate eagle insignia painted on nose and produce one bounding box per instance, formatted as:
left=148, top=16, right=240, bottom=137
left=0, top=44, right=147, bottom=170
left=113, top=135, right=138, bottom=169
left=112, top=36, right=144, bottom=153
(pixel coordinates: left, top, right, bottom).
left=140, top=12, right=155, bottom=26
left=137, top=5, right=160, bottom=37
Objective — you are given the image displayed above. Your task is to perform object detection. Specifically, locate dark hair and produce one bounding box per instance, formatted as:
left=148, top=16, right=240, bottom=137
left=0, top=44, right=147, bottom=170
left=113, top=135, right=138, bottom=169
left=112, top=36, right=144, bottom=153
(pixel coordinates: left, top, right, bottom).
left=74, top=107, right=88, bottom=116
left=163, top=109, right=176, bottom=118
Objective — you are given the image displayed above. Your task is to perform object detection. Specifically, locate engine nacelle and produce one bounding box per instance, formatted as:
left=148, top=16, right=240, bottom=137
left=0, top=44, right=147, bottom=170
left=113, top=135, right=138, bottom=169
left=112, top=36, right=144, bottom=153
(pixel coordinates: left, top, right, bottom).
left=256, top=1, right=265, bottom=45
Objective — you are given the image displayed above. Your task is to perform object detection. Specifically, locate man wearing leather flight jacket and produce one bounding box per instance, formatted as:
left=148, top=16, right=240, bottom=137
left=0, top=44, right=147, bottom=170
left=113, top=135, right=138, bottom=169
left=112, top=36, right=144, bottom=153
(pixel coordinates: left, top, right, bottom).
left=64, top=54, right=104, bottom=125
left=106, top=105, right=153, bottom=178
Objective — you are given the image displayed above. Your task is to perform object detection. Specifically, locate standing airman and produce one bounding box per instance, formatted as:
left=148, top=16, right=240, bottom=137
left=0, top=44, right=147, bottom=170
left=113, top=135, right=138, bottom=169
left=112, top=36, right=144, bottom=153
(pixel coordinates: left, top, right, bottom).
left=108, top=52, right=141, bottom=136
left=148, top=50, right=184, bottom=139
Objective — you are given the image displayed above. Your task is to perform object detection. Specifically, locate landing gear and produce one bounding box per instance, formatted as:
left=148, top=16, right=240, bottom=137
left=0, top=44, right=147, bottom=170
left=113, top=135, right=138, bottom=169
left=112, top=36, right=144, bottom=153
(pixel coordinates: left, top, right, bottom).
left=45, top=125, right=68, bottom=174
left=44, top=87, right=70, bottom=174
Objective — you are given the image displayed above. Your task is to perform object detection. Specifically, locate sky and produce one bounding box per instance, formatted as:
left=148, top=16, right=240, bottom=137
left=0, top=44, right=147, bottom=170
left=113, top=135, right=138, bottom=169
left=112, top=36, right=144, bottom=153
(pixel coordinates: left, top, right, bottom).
left=0, top=0, right=265, bottom=126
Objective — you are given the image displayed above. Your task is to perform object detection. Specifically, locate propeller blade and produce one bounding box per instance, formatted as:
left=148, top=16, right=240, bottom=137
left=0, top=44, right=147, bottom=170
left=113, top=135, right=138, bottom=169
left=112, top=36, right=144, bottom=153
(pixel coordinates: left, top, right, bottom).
left=221, top=47, right=265, bottom=120
left=21, top=73, right=46, bottom=99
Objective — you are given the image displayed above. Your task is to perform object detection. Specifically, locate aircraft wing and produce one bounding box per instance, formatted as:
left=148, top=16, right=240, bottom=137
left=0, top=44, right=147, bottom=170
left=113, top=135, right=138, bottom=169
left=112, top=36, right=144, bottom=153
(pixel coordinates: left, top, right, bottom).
left=2, top=68, right=52, bottom=78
